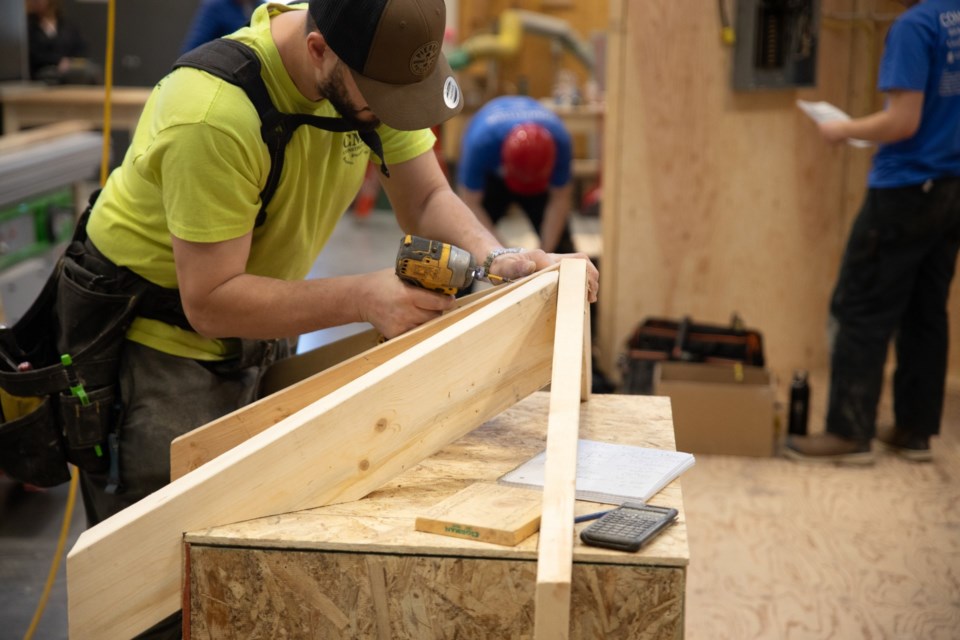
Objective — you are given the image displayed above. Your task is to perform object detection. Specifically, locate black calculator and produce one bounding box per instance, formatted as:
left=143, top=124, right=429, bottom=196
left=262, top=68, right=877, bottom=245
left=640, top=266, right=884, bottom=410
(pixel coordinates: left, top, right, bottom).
left=579, top=502, right=678, bottom=552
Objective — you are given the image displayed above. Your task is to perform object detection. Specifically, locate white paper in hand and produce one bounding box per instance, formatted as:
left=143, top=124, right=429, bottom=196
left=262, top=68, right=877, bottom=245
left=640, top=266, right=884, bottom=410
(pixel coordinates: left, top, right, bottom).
left=796, top=100, right=872, bottom=148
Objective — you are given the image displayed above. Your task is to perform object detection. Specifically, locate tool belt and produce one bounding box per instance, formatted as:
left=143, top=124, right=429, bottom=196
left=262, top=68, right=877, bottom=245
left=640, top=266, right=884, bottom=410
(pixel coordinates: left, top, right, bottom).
left=0, top=192, right=192, bottom=487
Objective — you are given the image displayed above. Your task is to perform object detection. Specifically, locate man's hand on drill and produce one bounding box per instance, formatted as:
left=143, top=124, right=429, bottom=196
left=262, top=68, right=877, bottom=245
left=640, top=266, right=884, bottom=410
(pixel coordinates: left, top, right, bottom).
left=357, top=268, right=455, bottom=339
left=489, top=250, right=600, bottom=303
left=360, top=250, right=599, bottom=340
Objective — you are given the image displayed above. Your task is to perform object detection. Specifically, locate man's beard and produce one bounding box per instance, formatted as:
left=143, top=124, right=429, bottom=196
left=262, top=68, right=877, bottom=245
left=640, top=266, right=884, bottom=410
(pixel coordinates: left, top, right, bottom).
left=318, top=64, right=380, bottom=132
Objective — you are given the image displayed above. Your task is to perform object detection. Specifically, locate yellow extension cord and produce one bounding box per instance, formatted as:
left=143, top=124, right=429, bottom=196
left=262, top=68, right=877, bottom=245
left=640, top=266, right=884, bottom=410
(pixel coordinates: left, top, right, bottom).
left=22, top=1, right=116, bottom=638
left=22, top=467, right=78, bottom=640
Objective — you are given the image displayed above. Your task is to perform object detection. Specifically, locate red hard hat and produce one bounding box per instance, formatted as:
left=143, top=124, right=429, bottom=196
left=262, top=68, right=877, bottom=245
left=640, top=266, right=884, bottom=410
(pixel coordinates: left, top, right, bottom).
left=501, top=123, right=556, bottom=195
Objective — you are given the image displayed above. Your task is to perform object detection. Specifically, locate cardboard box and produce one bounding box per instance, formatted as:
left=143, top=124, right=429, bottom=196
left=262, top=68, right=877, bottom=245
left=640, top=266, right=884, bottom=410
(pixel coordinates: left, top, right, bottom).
left=654, top=361, right=777, bottom=457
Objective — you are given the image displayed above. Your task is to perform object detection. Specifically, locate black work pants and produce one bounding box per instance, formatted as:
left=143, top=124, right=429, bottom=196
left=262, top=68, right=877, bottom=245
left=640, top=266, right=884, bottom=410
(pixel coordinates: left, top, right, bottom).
left=826, top=176, right=960, bottom=442
left=79, top=339, right=287, bottom=639
left=482, top=174, right=575, bottom=254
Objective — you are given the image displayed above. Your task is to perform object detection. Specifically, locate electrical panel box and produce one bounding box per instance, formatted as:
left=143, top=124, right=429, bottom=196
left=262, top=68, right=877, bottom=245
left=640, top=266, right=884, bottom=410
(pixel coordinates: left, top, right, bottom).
left=733, top=0, right=820, bottom=91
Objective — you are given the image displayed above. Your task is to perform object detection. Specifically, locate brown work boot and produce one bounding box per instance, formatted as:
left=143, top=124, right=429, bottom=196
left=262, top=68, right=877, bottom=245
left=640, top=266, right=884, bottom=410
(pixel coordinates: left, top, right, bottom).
left=784, top=433, right=874, bottom=465
left=875, top=427, right=932, bottom=462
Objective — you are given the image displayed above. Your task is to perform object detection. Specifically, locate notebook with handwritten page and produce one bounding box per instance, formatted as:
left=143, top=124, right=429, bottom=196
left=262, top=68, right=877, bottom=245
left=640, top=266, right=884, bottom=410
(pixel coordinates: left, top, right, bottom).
left=498, top=439, right=695, bottom=505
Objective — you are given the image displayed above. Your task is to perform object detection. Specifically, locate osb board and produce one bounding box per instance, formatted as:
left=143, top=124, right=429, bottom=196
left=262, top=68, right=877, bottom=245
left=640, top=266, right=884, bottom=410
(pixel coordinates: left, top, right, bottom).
left=185, top=393, right=688, bottom=568
left=681, top=375, right=960, bottom=639
left=596, top=0, right=944, bottom=387
left=187, top=546, right=684, bottom=640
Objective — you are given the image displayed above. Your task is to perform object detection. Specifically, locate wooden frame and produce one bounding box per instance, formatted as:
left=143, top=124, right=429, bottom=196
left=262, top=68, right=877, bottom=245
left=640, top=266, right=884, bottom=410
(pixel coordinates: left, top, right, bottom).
left=67, top=263, right=591, bottom=638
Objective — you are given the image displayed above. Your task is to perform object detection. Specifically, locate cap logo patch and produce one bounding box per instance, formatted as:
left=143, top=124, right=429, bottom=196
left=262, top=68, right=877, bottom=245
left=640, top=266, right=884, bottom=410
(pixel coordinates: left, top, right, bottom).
left=443, top=76, right=461, bottom=109
left=410, top=41, right=441, bottom=77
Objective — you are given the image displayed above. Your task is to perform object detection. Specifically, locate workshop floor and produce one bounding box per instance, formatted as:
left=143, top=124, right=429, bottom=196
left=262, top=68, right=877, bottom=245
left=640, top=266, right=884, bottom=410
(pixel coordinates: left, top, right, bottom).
left=2, top=209, right=958, bottom=639
left=682, top=372, right=960, bottom=640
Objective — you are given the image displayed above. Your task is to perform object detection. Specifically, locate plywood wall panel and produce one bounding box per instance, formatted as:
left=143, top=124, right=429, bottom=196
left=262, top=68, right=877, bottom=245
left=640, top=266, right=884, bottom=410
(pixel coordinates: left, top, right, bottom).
left=597, top=0, right=960, bottom=388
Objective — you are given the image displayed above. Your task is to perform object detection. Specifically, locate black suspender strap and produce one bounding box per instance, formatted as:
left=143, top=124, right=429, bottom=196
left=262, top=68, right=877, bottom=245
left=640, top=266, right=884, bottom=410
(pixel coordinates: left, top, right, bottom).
left=173, top=38, right=389, bottom=228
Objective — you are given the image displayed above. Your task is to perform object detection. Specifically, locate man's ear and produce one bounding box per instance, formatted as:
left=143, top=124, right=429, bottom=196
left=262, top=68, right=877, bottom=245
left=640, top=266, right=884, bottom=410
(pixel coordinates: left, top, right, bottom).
left=305, top=32, right=328, bottom=67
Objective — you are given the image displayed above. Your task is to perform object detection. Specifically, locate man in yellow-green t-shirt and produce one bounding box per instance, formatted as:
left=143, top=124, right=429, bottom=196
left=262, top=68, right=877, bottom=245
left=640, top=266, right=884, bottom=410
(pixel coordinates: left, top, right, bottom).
left=78, top=0, right=599, bottom=540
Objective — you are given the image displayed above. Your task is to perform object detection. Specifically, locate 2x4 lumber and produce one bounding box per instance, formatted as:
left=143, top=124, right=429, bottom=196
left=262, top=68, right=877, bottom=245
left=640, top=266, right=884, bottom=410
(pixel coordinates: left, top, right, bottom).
left=534, top=259, right=589, bottom=640
left=581, top=289, right=592, bottom=402
left=67, top=270, right=561, bottom=639
left=169, top=267, right=559, bottom=480
left=259, top=283, right=507, bottom=393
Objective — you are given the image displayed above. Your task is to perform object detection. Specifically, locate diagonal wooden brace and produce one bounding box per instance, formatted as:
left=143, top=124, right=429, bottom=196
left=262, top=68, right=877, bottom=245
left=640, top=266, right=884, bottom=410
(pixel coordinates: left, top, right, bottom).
left=169, top=267, right=559, bottom=480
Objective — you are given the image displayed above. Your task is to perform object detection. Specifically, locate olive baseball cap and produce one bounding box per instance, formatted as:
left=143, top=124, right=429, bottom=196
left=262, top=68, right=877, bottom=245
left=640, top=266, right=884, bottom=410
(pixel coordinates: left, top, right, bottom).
left=309, top=0, right=463, bottom=131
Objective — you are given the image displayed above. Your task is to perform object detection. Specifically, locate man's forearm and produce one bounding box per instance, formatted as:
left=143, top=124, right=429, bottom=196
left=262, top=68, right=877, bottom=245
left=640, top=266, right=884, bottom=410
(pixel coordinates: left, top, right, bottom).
left=182, top=272, right=367, bottom=339
left=413, top=187, right=503, bottom=261
left=382, top=152, right=502, bottom=262
left=457, top=188, right=501, bottom=241
left=841, top=110, right=918, bottom=143
left=829, top=91, right=923, bottom=144
left=183, top=268, right=454, bottom=341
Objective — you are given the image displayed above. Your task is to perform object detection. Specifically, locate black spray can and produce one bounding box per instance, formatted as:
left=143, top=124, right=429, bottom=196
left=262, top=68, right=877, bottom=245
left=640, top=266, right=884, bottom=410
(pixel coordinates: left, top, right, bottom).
left=788, top=370, right=810, bottom=436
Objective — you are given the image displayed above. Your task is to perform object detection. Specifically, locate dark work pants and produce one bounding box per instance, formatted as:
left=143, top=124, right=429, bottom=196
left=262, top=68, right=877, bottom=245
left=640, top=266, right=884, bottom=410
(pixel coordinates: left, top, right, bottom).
left=482, top=174, right=575, bottom=254
left=79, top=340, right=286, bottom=639
left=827, top=177, right=960, bottom=442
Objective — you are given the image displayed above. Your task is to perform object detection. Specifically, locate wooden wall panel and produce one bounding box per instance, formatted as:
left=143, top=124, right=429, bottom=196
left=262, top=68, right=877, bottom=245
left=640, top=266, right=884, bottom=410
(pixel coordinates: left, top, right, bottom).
left=597, top=0, right=959, bottom=387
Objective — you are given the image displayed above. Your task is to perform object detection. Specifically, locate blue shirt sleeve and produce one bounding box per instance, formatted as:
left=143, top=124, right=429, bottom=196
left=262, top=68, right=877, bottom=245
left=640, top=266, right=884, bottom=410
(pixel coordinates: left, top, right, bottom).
left=878, top=15, right=931, bottom=93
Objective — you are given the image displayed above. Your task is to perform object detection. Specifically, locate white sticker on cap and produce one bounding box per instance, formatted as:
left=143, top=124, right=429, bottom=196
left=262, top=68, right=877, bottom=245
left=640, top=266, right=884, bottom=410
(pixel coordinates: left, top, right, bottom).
left=443, top=76, right=461, bottom=110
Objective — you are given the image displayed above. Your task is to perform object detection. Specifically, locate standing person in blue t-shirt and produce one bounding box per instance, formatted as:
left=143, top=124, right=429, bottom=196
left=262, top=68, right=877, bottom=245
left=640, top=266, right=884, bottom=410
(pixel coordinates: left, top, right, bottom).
left=181, top=0, right=263, bottom=53
left=457, top=95, right=575, bottom=254
left=787, top=0, right=960, bottom=464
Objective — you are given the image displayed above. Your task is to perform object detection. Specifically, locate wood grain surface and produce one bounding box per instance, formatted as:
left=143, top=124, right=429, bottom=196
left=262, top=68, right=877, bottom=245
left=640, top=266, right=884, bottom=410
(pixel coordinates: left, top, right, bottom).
left=185, top=393, right=688, bottom=567
left=535, top=259, right=589, bottom=639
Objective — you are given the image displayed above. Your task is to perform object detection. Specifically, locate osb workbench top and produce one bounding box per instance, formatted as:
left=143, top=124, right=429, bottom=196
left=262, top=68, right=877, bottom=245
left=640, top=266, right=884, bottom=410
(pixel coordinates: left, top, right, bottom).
left=185, top=392, right=688, bottom=566
left=184, top=392, right=688, bottom=639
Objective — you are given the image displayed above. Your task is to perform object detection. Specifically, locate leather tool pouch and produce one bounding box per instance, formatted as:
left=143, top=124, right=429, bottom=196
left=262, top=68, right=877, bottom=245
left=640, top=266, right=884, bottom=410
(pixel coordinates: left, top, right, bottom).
left=0, top=256, right=74, bottom=487
left=0, top=202, right=147, bottom=486
left=53, top=240, right=143, bottom=474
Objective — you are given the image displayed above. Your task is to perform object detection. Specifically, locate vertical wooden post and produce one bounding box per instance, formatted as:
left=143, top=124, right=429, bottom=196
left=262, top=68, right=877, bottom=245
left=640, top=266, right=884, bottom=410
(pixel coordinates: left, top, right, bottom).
left=581, top=287, right=592, bottom=402
left=534, top=259, right=589, bottom=640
